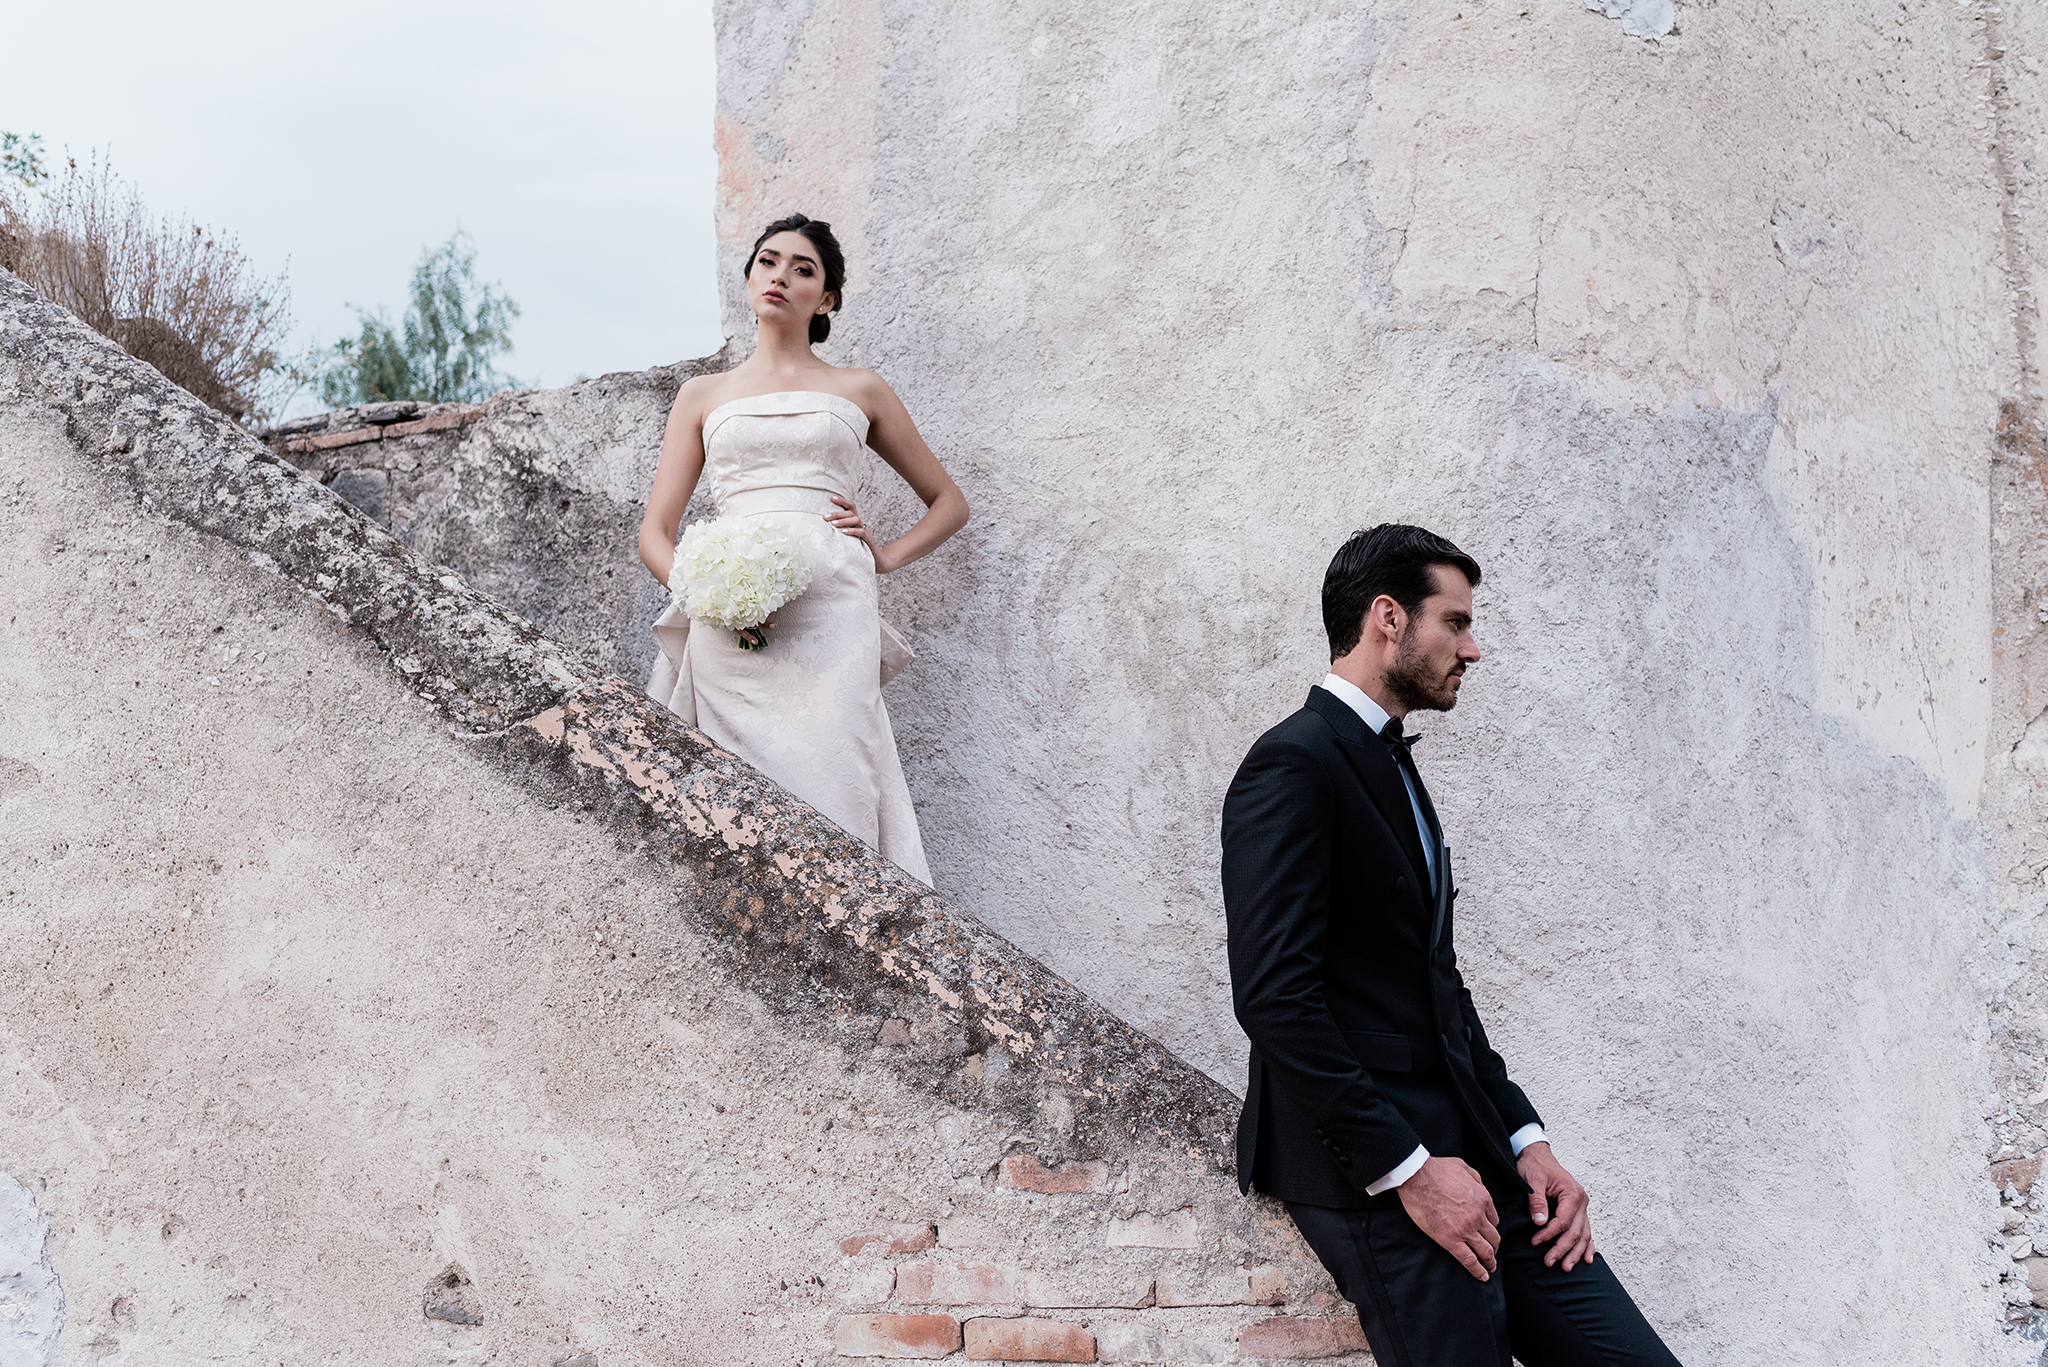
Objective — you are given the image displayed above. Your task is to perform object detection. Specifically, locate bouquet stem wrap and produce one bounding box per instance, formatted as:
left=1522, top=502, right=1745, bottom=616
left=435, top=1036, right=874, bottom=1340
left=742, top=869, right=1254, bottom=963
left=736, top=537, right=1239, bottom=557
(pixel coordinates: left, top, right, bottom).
left=670, top=514, right=816, bottom=649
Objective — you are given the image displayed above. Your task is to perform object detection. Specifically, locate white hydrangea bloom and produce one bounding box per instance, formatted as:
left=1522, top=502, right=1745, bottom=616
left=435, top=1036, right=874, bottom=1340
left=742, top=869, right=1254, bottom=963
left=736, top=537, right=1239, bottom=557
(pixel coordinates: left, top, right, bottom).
left=671, top=515, right=816, bottom=634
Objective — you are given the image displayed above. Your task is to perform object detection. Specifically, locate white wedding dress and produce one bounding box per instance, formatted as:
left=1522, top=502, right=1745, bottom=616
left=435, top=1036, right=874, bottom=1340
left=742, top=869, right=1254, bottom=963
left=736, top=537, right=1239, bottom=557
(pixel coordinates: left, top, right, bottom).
left=645, top=390, right=931, bottom=885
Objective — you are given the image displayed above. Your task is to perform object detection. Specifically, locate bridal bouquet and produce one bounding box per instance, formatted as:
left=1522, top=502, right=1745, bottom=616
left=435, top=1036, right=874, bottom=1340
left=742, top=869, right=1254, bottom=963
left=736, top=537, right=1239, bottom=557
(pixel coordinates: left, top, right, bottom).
left=670, top=515, right=816, bottom=650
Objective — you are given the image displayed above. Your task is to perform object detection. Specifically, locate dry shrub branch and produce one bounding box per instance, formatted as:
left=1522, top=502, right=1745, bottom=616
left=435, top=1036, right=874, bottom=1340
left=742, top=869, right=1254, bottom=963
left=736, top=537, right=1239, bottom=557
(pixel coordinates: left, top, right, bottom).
left=0, top=156, right=290, bottom=422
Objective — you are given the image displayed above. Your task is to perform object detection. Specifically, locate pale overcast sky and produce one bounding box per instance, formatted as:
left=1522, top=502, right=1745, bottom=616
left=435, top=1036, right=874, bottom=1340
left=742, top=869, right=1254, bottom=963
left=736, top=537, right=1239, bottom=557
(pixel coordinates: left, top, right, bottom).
left=3, top=0, right=724, bottom=410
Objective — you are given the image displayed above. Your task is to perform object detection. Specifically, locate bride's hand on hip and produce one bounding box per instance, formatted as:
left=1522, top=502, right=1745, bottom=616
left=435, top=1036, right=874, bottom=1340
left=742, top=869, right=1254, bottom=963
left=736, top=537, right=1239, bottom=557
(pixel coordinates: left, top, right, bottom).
left=826, top=495, right=891, bottom=572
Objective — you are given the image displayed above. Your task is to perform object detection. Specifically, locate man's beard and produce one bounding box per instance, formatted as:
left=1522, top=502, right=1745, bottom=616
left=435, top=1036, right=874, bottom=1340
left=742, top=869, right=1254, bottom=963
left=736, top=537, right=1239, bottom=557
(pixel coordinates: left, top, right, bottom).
left=1385, top=635, right=1461, bottom=713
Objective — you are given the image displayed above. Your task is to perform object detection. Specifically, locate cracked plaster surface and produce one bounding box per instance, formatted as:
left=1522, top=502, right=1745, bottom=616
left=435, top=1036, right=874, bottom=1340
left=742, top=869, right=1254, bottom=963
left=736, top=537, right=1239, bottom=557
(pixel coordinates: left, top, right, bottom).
left=0, top=270, right=1347, bottom=1362
left=705, top=0, right=2029, bottom=1359
left=1356, top=0, right=1997, bottom=813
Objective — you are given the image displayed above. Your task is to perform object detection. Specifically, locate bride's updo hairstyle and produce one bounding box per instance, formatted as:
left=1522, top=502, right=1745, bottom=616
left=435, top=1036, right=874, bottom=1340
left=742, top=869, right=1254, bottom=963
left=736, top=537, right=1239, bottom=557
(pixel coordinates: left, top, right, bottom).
left=747, top=213, right=846, bottom=344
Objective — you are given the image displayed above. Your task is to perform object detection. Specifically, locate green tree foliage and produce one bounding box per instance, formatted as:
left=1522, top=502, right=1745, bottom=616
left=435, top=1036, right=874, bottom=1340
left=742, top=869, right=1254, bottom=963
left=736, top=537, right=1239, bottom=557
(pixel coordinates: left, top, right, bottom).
left=1, top=132, right=48, bottom=187
left=316, top=232, right=521, bottom=407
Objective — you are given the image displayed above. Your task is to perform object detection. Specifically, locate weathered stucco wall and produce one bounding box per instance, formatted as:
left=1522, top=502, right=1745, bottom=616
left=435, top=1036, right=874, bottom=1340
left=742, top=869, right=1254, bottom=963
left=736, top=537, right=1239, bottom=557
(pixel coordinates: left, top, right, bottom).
left=1975, top=0, right=2048, bottom=1350
left=10, top=0, right=2048, bottom=1360
left=0, top=278, right=1386, bottom=1364
left=706, top=0, right=2043, bottom=1360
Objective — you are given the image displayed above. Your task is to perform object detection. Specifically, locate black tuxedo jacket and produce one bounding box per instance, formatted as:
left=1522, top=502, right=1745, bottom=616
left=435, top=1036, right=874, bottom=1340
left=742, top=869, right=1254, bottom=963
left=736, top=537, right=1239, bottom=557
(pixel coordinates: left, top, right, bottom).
left=1222, top=687, right=1542, bottom=1208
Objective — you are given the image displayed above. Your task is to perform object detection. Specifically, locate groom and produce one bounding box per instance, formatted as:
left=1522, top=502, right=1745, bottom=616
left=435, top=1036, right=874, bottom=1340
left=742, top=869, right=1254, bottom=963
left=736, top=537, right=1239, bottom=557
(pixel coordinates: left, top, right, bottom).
left=1222, top=525, right=1680, bottom=1366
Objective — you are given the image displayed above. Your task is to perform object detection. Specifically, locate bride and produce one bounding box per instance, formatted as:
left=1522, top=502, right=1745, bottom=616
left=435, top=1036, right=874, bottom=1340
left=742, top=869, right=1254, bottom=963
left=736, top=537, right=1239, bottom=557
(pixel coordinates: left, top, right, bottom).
left=638, top=214, right=968, bottom=887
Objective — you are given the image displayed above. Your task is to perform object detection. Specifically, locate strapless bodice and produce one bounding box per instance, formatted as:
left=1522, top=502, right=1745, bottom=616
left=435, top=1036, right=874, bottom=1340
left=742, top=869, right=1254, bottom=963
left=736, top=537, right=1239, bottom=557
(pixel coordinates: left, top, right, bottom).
left=701, top=390, right=870, bottom=518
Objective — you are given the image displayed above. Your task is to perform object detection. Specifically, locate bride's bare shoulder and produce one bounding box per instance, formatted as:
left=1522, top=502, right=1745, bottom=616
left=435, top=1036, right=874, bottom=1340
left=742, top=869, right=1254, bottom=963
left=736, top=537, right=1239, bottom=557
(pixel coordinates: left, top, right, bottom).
left=833, top=367, right=889, bottom=393
left=671, top=371, right=722, bottom=405
left=667, top=371, right=736, bottom=422
left=832, top=368, right=903, bottom=414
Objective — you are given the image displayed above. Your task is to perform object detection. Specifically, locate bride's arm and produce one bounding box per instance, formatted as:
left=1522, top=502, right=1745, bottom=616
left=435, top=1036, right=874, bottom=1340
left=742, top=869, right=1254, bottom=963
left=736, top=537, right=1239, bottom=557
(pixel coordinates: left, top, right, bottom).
left=854, top=374, right=969, bottom=575
left=638, top=380, right=713, bottom=586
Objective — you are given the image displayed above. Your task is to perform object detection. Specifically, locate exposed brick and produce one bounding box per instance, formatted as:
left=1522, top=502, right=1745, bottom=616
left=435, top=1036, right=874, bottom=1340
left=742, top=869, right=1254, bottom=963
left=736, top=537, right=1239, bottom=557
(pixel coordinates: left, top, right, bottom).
left=1105, top=1208, right=1199, bottom=1250
left=964, top=1317, right=1097, bottom=1362
left=896, top=1260, right=1021, bottom=1305
left=1249, top=1266, right=1289, bottom=1305
left=1019, top=1271, right=1154, bottom=1309
left=840, top=1223, right=937, bottom=1256
left=836, top=1313, right=962, bottom=1357
left=1154, top=1265, right=1286, bottom=1307
left=1002, top=1154, right=1115, bottom=1194
left=937, top=1213, right=1006, bottom=1247
left=1993, top=1154, right=2043, bottom=1195
left=298, top=426, right=383, bottom=451
left=1238, top=1315, right=1370, bottom=1358
left=1096, top=1320, right=1230, bottom=1363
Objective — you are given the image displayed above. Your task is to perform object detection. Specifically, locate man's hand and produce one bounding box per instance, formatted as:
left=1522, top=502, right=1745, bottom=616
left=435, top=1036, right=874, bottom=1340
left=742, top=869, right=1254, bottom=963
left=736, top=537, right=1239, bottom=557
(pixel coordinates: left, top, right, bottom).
left=1517, top=1141, right=1595, bottom=1271
left=1396, top=1155, right=1500, bottom=1281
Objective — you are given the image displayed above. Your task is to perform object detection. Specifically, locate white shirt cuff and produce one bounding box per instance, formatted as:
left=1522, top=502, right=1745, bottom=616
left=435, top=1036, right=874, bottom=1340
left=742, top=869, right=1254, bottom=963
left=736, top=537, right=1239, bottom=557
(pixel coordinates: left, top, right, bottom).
left=1365, top=1144, right=1430, bottom=1195
left=1508, top=1124, right=1548, bottom=1157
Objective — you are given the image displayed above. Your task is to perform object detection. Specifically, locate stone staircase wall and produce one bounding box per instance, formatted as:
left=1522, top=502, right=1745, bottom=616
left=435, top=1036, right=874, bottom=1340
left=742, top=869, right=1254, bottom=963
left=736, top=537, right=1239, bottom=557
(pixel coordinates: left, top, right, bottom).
left=257, top=356, right=733, bottom=688
left=0, top=272, right=1374, bottom=1365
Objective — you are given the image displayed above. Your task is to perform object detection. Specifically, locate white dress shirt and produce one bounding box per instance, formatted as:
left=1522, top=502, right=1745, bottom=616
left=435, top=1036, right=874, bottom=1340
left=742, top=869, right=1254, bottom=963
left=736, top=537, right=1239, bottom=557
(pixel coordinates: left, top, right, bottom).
left=1318, top=674, right=1548, bottom=1193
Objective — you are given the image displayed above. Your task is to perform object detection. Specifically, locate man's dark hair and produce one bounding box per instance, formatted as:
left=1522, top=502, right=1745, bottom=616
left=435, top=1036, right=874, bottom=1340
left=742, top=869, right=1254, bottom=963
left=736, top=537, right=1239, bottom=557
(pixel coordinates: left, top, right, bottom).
left=1322, top=524, right=1482, bottom=660
left=745, top=213, right=846, bottom=344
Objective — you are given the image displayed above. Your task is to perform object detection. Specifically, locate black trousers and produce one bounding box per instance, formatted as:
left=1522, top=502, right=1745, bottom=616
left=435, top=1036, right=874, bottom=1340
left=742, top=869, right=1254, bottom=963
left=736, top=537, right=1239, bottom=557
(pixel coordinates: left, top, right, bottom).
left=1286, top=1171, right=1682, bottom=1367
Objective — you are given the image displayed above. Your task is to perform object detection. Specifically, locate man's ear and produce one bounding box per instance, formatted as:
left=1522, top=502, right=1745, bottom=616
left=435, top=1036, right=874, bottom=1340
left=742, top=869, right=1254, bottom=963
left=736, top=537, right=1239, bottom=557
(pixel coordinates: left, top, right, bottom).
left=1370, top=594, right=1404, bottom=642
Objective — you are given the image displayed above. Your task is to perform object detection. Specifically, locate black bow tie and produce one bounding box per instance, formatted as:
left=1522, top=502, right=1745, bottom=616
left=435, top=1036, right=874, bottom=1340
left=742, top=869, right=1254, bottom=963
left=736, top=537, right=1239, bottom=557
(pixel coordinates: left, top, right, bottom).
left=1379, top=718, right=1420, bottom=750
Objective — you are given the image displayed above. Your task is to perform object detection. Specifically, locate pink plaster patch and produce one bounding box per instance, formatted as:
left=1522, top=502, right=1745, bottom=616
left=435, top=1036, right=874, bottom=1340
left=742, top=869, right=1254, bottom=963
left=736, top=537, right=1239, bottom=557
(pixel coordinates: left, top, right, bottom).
left=563, top=727, right=619, bottom=777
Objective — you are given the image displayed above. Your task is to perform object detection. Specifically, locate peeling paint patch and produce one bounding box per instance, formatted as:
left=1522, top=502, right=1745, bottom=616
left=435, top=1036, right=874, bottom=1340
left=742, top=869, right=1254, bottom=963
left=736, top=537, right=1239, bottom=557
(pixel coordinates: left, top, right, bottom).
left=0, top=1173, right=63, bottom=1365
left=1585, top=0, right=1673, bottom=39
left=921, top=970, right=965, bottom=1012
left=522, top=707, right=566, bottom=742
left=563, top=727, right=621, bottom=778
left=705, top=802, right=764, bottom=850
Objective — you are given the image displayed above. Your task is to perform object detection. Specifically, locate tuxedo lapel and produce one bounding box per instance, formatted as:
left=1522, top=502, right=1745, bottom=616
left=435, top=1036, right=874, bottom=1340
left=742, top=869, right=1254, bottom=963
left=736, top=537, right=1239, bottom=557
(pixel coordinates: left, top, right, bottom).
left=1304, top=688, right=1432, bottom=893
left=1404, top=756, right=1444, bottom=847
left=1431, top=841, right=1451, bottom=949
left=1391, top=729, right=1447, bottom=904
